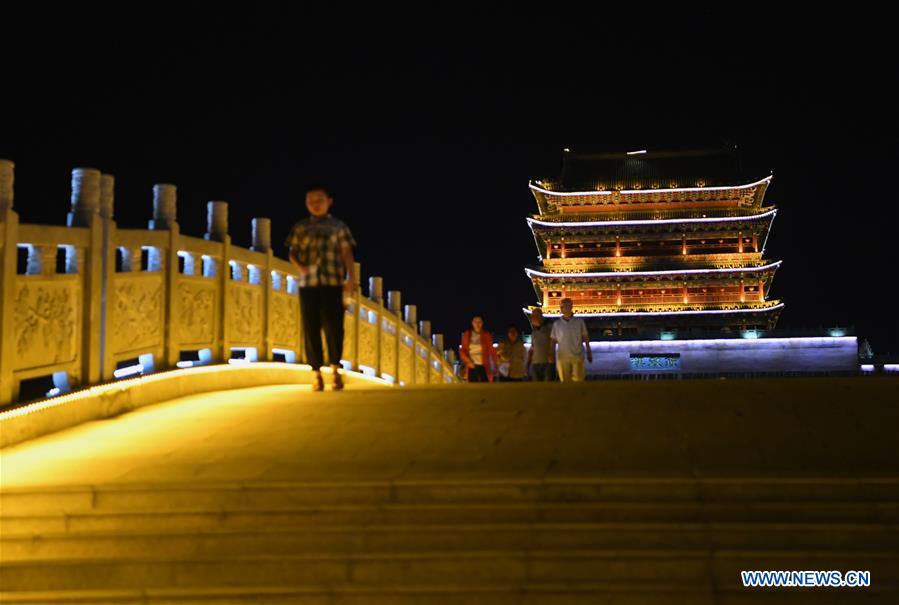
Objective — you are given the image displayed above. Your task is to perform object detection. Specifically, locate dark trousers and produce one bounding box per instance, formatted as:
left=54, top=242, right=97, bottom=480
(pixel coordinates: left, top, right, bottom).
left=467, top=364, right=489, bottom=382
left=299, top=286, right=345, bottom=370
left=529, top=362, right=556, bottom=381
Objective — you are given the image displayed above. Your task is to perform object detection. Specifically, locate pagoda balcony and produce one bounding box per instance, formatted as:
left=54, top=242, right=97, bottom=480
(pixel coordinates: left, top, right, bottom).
left=529, top=215, right=775, bottom=244
left=542, top=252, right=766, bottom=271
left=541, top=300, right=783, bottom=316
left=551, top=198, right=748, bottom=216
left=526, top=261, right=781, bottom=287
left=548, top=293, right=768, bottom=308
left=529, top=206, right=776, bottom=223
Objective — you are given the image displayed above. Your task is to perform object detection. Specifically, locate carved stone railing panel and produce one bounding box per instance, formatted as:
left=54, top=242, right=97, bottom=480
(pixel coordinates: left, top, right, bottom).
left=228, top=282, right=263, bottom=346
left=429, top=352, right=443, bottom=384
left=357, top=324, right=378, bottom=370
left=177, top=279, right=217, bottom=345
left=415, top=343, right=429, bottom=384
left=357, top=302, right=379, bottom=371
left=110, top=274, right=165, bottom=355
left=270, top=291, right=299, bottom=350
left=380, top=319, right=397, bottom=379
left=398, top=331, right=414, bottom=385
left=341, top=305, right=356, bottom=368
left=13, top=279, right=80, bottom=370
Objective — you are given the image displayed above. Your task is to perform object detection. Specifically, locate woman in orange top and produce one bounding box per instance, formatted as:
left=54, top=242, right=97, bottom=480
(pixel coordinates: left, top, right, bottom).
left=459, top=314, right=498, bottom=382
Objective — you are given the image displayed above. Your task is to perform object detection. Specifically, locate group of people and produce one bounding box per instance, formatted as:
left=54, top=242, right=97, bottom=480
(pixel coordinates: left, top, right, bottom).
left=285, top=184, right=593, bottom=390
left=458, top=298, right=593, bottom=383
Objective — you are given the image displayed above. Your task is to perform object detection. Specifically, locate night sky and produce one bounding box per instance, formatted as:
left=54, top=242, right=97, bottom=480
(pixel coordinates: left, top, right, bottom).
left=2, top=7, right=896, bottom=353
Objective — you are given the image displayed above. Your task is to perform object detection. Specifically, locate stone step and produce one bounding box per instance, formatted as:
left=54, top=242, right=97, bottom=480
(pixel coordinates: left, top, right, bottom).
left=2, top=584, right=897, bottom=605
left=4, top=500, right=898, bottom=536
left=2, top=550, right=896, bottom=593
left=3, top=522, right=897, bottom=560
left=2, top=478, right=897, bottom=516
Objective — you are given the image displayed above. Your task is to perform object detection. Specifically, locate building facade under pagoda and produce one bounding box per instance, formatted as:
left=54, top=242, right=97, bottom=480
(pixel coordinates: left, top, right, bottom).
left=526, top=147, right=783, bottom=339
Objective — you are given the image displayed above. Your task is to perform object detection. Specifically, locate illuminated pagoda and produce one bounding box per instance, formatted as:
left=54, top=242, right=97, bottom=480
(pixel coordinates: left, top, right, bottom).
left=525, top=147, right=782, bottom=338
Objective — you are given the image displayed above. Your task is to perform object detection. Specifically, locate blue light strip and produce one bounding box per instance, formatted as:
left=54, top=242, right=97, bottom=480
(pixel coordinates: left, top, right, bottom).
left=584, top=335, right=853, bottom=347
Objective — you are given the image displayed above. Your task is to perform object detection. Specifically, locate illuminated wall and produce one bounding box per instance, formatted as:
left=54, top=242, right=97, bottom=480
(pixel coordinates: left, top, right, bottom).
left=584, top=336, right=859, bottom=376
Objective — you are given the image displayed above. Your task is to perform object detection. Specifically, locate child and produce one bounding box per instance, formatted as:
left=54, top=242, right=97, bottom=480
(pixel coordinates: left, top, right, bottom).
left=285, top=185, right=356, bottom=391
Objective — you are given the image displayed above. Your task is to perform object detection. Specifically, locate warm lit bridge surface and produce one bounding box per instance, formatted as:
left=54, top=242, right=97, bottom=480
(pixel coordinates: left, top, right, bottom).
left=1, top=376, right=898, bottom=603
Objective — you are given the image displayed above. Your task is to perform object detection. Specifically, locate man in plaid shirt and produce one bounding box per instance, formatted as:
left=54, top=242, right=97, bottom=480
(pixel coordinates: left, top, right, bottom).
left=285, top=185, right=357, bottom=391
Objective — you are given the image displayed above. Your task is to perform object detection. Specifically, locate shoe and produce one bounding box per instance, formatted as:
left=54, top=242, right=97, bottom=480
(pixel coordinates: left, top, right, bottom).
left=332, top=370, right=344, bottom=391
left=311, top=373, right=324, bottom=391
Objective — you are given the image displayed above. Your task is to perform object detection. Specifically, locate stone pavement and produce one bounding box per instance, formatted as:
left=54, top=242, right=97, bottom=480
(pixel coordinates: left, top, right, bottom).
left=1, top=377, right=897, bottom=603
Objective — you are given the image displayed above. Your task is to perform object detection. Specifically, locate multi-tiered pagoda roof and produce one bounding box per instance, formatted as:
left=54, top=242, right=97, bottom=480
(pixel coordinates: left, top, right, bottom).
left=525, top=147, right=783, bottom=338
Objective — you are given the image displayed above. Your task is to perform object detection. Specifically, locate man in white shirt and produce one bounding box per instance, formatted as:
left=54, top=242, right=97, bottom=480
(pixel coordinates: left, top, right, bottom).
left=549, top=298, right=592, bottom=382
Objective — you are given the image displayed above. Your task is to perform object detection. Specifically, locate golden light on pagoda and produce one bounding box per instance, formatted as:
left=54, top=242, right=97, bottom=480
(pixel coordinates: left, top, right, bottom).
left=524, top=148, right=782, bottom=334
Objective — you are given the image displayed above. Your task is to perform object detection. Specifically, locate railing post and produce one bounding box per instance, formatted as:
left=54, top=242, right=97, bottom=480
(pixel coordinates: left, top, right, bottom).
left=0, top=159, right=12, bottom=213
left=207, top=201, right=228, bottom=243
left=99, top=174, right=116, bottom=380
left=404, top=304, right=417, bottom=384
left=252, top=218, right=273, bottom=361
left=369, top=276, right=383, bottom=376
left=151, top=184, right=180, bottom=370
left=69, top=167, right=104, bottom=387
left=445, top=348, right=457, bottom=379
left=433, top=333, right=444, bottom=382
left=150, top=184, right=177, bottom=231
left=419, top=320, right=432, bottom=384
left=351, top=261, right=361, bottom=370
left=368, top=276, right=383, bottom=303
left=251, top=217, right=271, bottom=253
left=405, top=305, right=418, bottom=331
left=206, top=201, right=229, bottom=363
left=67, top=168, right=100, bottom=228
left=387, top=290, right=402, bottom=383
left=100, top=174, right=115, bottom=220
left=0, top=159, right=18, bottom=403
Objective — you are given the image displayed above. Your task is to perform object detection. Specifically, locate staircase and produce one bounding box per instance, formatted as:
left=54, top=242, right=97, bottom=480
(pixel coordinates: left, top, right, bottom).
left=1, top=378, right=897, bottom=604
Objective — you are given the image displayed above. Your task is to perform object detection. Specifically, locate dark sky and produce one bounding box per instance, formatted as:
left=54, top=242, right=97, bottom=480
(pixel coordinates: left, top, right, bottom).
left=2, top=7, right=897, bottom=353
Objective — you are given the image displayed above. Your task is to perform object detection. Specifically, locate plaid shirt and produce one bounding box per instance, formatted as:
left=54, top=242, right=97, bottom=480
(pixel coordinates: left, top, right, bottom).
left=284, top=214, right=356, bottom=287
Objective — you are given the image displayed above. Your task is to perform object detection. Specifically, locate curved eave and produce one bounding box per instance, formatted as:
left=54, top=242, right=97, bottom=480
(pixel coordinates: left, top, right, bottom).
left=764, top=262, right=780, bottom=297
left=761, top=208, right=777, bottom=256
left=530, top=187, right=553, bottom=216
left=526, top=217, right=547, bottom=260
left=529, top=278, right=543, bottom=305
left=529, top=175, right=773, bottom=199
left=753, top=176, right=772, bottom=207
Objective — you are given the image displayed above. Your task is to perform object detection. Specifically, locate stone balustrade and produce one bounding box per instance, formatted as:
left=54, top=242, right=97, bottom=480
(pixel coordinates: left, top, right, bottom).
left=0, top=160, right=458, bottom=405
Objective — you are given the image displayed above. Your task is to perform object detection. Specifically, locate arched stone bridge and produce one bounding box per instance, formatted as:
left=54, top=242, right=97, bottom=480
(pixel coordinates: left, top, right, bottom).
left=0, top=159, right=459, bottom=408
